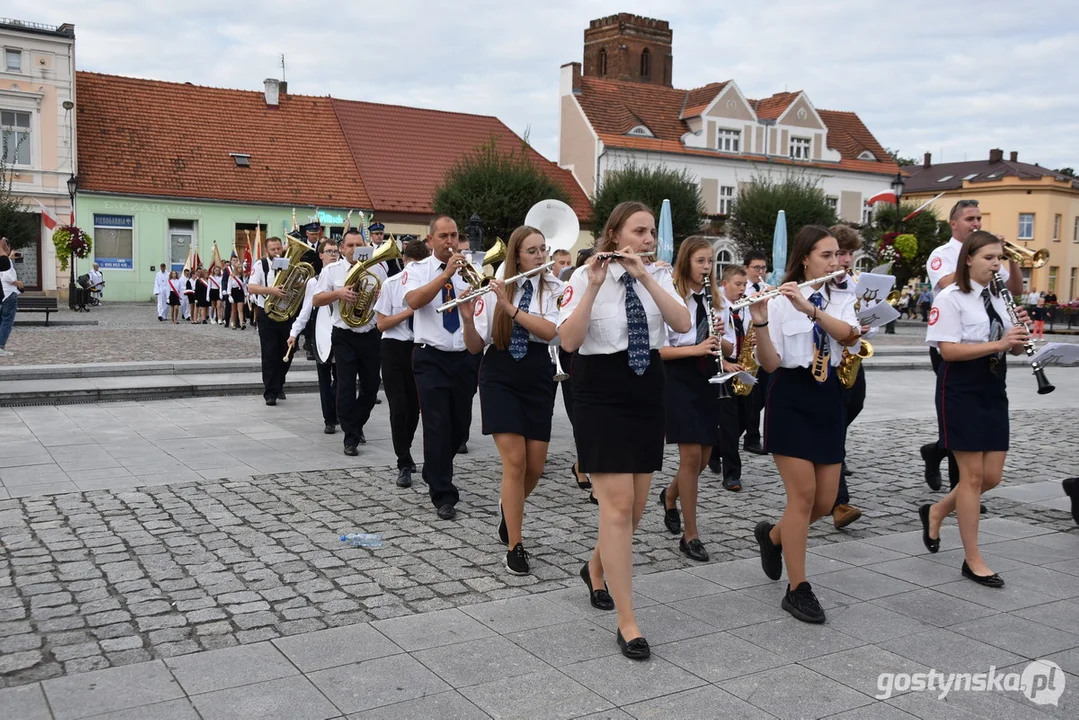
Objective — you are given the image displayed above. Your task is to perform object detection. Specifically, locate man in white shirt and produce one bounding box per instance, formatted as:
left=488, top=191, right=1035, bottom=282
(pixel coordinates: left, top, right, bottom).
left=740, top=249, right=770, bottom=455
left=153, top=263, right=168, bottom=321
left=313, top=228, right=387, bottom=454
left=0, top=236, right=24, bottom=356
left=247, top=236, right=294, bottom=405
left=404, top=216, right=481, bottom=520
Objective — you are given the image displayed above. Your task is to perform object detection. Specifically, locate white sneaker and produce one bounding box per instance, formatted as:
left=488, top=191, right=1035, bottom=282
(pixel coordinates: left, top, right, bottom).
left=0, top=348, right=12, bottom=357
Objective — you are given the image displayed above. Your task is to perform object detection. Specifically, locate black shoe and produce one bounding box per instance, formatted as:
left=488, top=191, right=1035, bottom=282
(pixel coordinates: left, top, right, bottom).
left=782, top=582, right=826, bottom=623
left=277, top=391, right=286, bottom=400
left=616, top=629, right=650, bottom=660
left=343, top=445, right=358, bottom=457
left=1064, top=478, right=1079, bottom=524
left=265, top=397, right=277, bottom=406
left=743, top=442, right=767, bottom=456
left=659, top=488, right=681, bottom=534
left=357, top=430, right=366, bottom=444
left=409, top=464, right=418, bottom=473
left=158, top=317, right=165, bottom=322
left=457, top=442, right=468, bottom=454
left=707, top=458, right=722, bottom=475
left=396, top=468, right=412, bottom=488
left=505, top=543, right=529, bottom=575
left=580, top=562, right=614, bottom=610
left=375, top=397, right=382, bottom=404
left=962, top=561, right=1004, bottom=588
left=980, top=503, right=987, bottom=515
left=588, top=491, right=598, bottom=505
left=572, top=462, right=591, bottom=490
left=497, top=502, right=508, bottom=545
left=920, top=443, right=942, bottom=492
left=754, top=521, right=783, bottom=581
left=841, top=463, right=853, bottom=477
left=324, top=423, right=336, bottom=434
left=306, top=351, right=316, bottom=361
left=680, top=536, right=709, bottom=562
left=723, top=476, right=742, bottom=492
left=918, top=503, right=940, bottom=553
left=437, top=504, right=456, bottom=520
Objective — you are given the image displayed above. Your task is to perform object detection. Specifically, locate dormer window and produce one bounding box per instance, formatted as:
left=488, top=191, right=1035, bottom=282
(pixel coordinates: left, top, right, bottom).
left=857, top=150, right=875, bottom=161
left=717, top=128, right=740, bottom=153
left=790, top=136, right=811, bottom=160
left=640, top=48, right=651, bottom=78
left=627, top=125, right=653, bottom=138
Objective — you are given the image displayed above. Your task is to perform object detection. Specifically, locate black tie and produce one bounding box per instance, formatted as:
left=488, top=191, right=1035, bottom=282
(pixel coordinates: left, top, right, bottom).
left=732, top=307, right=745, bottom=356
left=834, top=280, right=848, bottom=290
left=693, top=294, right=708, bottom=344
left=753, top=282, right=761, bottom=293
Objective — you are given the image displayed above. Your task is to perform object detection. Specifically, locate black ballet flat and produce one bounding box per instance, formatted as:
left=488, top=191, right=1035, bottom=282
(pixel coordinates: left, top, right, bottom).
left=962, top=561, right=1004, bottom=588
left=580, top=562, right=614, bottom=610
left=617, top=629, right=650, bottom=660
left=589, top=491, right=598, bottom=505
left=919, top=504, right=940, bottom=553
left=572, top=462, right=592, bottom=490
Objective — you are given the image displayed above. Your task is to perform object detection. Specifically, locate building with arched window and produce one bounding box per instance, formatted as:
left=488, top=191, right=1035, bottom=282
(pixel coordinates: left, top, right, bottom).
left=598, top=48, right=607, bottom=76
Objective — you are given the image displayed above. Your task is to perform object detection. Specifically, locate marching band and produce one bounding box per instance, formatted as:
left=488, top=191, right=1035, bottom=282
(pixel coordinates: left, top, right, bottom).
left=198, top=197, right=1048, bottom=658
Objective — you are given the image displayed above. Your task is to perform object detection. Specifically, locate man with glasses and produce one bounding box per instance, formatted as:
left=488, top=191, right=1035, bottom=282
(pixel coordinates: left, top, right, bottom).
left=920, top=198, right=1023, bottom=495
left=288, top=239, right=340, bottom=434
left=740, top=249, right=770, bottom=456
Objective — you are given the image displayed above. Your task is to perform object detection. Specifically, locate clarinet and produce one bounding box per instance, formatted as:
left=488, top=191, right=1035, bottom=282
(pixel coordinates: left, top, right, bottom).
left=990, top=271, right=1055, bottom=395
left=701, top=278, right=727, bottom=389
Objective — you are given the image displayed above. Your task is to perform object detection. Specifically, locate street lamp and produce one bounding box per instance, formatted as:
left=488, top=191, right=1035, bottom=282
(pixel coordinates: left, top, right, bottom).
left=66, top=173, right=78, bottom=310
left=890, top=172, right=905, bottom=232
left=466, top=213, right=483, bottom=253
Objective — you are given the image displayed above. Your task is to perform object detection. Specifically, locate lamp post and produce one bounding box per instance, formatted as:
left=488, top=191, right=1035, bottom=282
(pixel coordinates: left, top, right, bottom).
left=885, top=172, right=905, bottom=334
left=66, top=173, right=78, bottom=310
left=466, top=213, right=483, bottom=254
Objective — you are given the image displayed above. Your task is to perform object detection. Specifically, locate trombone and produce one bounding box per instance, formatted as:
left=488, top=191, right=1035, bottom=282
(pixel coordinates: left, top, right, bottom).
left=437, top=261, right=555, bottom=313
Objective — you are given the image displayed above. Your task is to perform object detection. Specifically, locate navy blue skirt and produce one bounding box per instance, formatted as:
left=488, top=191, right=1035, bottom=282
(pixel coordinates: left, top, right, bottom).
left=572, top=350, right=665, bottom=474
left=479, top=342, right=556, bottom=441
left=664, top=356, right=720, bottom=445
left=764, top=366, right=846, bottom=464
left=936, top=354, right=1009, bottom=451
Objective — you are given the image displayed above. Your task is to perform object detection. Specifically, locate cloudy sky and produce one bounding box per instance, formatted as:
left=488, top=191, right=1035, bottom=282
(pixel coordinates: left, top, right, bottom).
left=16, top=0, right=1079, bottom=172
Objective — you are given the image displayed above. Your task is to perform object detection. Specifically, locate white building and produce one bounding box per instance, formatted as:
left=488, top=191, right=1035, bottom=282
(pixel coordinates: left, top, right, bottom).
left=0, top=17, right=76, bottom=295
left=559, top=13, right=899, bottom=270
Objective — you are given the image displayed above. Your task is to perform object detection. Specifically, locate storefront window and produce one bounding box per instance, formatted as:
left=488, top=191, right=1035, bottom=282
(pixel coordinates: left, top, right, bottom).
left=93, top=214, right=134, bottom=270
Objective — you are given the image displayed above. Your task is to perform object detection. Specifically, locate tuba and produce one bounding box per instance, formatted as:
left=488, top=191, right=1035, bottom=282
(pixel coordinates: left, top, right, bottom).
left=339, top=240, right=402, bottom=327
left=731, top=323, right=759, bottom=396
left=265, top=235, right=316, bottom=322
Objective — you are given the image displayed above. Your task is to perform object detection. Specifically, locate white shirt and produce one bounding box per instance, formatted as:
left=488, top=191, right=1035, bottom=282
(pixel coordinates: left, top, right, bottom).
left=209, top=275, right=222, bottom=292
left=720, top=294, right=751, bottom=359
left=402, top=255, right=476, bottom=351
left=290, top=277, right=318, bottom=339
left=746, top=277, right=772, bottom=295
left=227, top=273, right=246, bottom=296
left=88, top=269, right=103, bottom=290
left=472, top=274, right=562, bottom=346
left=765, top=284, right=859, bottom=369
left=557, top=262, right=682, bottom=356
left=314, top=258, right=386, bottom=334
left=373, top=270, right=414, bottom=342
left=1, top=262, right=19, bottom=298
left=666, top=289, right=706, bottom=348
left=927, top=238, right=1010, bottom=297
left=926, top=282, right=1014, bottom=348
left=154, top=271, right=168, bottom=295
left=248, top=258, right=279, bottom=309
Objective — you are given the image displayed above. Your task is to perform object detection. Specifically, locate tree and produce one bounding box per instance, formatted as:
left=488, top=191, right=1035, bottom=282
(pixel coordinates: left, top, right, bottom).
left=863, top=202, right=949, bottom=287
left=885, top=148, right=917, bottom=167
left=590, top=162, right=704, bottom=246
left=0, top=155, right=37, bottom=250
left=1056, top=167, right=1075, bottom=178
left=432, top=137, right=569, bottom=247
left=727, top=174, right=837, bottom=261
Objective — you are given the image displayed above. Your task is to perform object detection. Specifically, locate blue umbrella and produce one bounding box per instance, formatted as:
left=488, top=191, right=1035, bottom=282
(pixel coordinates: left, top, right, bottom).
left=657, top=199, right=674, bottom=265
left=767, top=209, right=787, bottom=287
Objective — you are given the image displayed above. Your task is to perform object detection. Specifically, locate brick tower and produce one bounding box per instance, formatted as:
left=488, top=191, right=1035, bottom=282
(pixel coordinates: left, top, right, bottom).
left=582, top=13, right=672, bottom=87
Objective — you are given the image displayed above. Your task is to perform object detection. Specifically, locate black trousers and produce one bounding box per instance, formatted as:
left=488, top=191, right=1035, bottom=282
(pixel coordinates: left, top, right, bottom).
left=835, top=365, right=866, bottom=507
left=317, top=360, right=338, bottom=426
left=744, top=369, right=768, bottom=445
left=414, top=345, right=479, bottom=508
left=716, top=390, right=751, bottom=481
left=559, top=348, right=575, bottom=419
left=928, top=347, right=960, bottom=488
left=333, top=327, right=382, bottom=448
left=381, top=338, right=419, bottom=469
left=257, top=315, right=294, bottom=400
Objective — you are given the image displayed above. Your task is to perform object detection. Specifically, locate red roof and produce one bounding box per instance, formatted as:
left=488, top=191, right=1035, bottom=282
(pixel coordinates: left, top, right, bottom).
left=331, top=98, right=590, bottom=219
left=75, top=72, right=372, bottom=207
left=575, top=76, right=899, bottom=176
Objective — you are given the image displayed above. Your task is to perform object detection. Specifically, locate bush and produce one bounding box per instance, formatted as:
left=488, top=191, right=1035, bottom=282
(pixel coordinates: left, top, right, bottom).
left=727, top=174, right=837, bottom=260
left=591, top=162, right=704, bottom=246
left=0, top=155, right=37, bottom=250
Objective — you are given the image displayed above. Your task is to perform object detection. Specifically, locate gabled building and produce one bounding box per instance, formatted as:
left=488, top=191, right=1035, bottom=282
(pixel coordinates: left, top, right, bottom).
left=903, top=149, right=1079, bottom=299
left=74, top=72, right=590, bottom=301
left=559, top=13, right=900, bottom=268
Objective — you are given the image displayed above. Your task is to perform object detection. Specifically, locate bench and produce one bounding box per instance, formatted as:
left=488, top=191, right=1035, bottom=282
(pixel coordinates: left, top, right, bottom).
left=16, top=296, right=59, bottom=325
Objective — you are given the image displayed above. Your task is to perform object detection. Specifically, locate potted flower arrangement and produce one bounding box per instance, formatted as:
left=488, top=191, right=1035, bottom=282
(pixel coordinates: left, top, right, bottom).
left=52, top=224, right=93, bottom=271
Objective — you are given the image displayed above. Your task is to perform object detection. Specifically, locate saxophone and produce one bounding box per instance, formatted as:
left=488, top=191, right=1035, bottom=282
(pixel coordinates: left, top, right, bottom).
left=731, top=320, right=758, bottom=396
left=264, top=235, right=315, bottom=322
left=837, top=340, right=873, bottom=389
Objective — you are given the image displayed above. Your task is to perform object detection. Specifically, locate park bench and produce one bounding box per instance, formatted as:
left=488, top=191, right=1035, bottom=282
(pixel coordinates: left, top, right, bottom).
left=16, top=296, right=59, bottom=325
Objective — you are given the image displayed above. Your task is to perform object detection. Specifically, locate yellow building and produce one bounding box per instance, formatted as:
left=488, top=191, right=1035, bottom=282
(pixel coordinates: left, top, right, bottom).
left=903, top=149, right=1079, bottom=301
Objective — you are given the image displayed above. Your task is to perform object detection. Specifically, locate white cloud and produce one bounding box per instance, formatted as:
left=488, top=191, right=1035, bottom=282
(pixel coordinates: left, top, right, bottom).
left=11, top=0, right=1079, bottom=171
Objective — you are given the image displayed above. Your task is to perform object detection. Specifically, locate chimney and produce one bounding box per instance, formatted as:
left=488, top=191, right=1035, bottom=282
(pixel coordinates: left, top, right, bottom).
left=988, top=148, right=1003, bottom=164
left=1009, top=150, right=1018, bottom=162
left=923, top=152, right=932, bottom=169
left=559, top=62, right=583, bottom=97
left=279, top=81, right=288, bottom=98
left=570, top=62, right=581, bottom=94
left=263, top=78, right=280, bottom=107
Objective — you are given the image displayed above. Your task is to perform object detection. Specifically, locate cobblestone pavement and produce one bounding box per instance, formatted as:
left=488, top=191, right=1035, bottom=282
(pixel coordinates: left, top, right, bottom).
left=1, top=406, right=1075, bottom=689
left=2, top=303, right=261, bottom=366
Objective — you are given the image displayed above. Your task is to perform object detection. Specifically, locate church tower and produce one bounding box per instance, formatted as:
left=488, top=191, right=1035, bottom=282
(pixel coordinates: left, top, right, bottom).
left=582, top=13, right=673, bottom=87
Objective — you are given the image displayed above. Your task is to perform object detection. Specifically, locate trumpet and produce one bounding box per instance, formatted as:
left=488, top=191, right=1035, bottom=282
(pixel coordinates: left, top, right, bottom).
left=728, top=270, right=846, bottom=310
left=437, top=260, right=555, bottom=313
left=594, top=251, right=656, bottom=262
left=1002, top=238, right=1049, bottom=269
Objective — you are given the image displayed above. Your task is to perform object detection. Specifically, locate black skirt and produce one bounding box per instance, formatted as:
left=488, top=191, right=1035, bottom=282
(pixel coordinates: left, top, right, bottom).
left=209, top=289, right=221, bottom=302
left=168, top=291, right=180, bottom=307
left=230, top=287, right=245, bottom=304
left=764, top=366, right=846, bottom=464
left=480, top=342, right=556, bottom=441
left=572, top=350, right=666, bottom=474
left=664, top=356, right=720, bottom=445
left=936, top=354, right=1008, bottom=451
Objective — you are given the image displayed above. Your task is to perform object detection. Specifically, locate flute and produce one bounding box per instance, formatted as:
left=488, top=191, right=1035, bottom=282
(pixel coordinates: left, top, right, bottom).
left=728, top=270, right=846, bottom=310
left=594, top=251, right=656, bottom=262
left=437, top=261, right=555, bottom=313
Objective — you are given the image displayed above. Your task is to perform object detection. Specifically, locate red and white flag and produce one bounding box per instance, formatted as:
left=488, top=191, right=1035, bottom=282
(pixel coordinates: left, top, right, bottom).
left=866, top=190, right=897, bottom=206
left=34, top=199, right=67, bottom=232
left=902, top=192, right=946, bottom=222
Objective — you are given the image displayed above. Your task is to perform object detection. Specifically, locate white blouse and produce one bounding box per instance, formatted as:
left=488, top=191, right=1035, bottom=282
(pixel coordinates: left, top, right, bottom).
left=926, top=282, right=1014, bottom=348
left=765, top=285, right=859, bottom=369
left=666, top=289, right=707, bottom=348
left=472, top=274, right=562, bottom=346
left=373, top=271, right=414, bottom=342
left=557, top=262, right=682, bottom=355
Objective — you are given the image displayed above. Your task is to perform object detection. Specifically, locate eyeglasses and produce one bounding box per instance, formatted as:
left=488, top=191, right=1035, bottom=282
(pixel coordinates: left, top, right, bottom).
left=321, top=249, right=340, bottom=256
left=522, top=246, right=548, bottom=256
left=748, top=264, right=768, bottom=271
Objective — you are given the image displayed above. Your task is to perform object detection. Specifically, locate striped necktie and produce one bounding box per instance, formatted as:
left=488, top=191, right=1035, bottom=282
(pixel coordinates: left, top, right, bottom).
left=509, top=280, right=533, bottom=360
